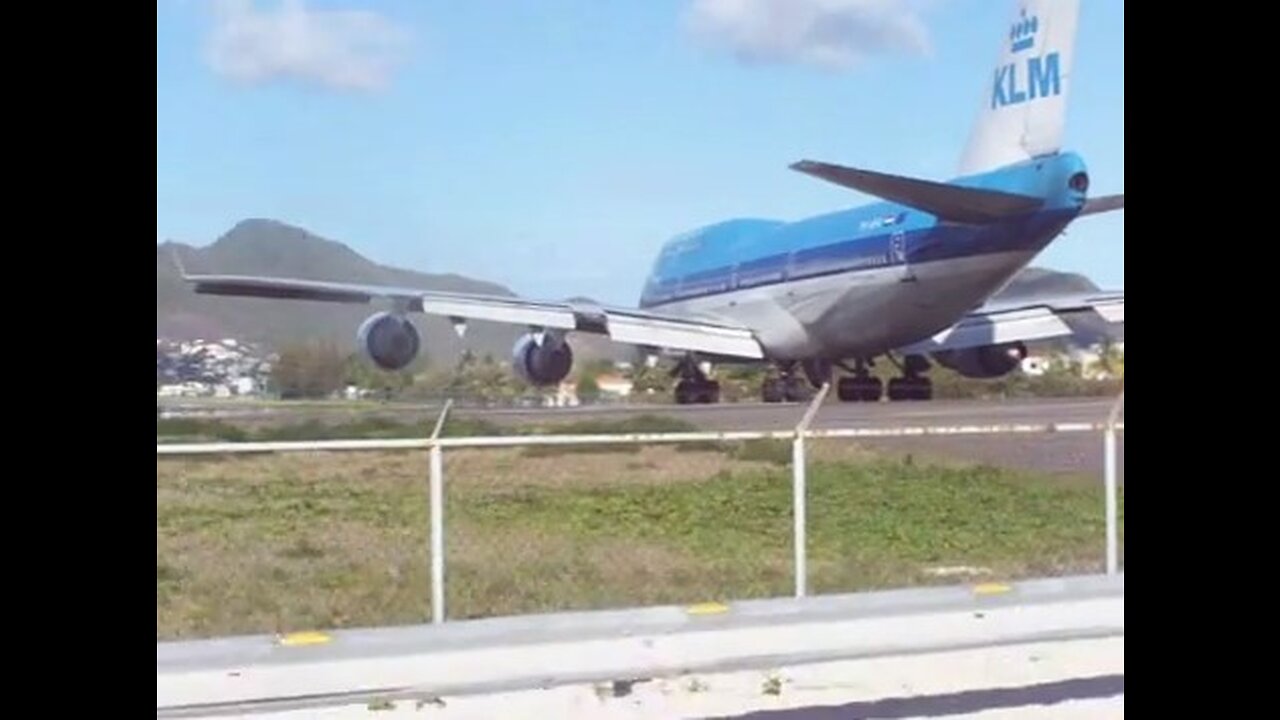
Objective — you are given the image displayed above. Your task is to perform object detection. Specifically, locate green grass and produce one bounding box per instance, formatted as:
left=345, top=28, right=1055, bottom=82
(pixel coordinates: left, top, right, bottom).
left=157, top=443, right=1123, bottom=640
left=448, top=458, right=1121, bottom=615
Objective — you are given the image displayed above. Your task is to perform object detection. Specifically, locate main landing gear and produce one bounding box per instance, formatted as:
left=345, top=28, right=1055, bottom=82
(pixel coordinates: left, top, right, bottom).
left=836, top=360, right=882, bottom=402
left=758, top=355, right=934, bottom=403
left=672, top=357, right=720, bottom=405
left=667, top=354, right=934, bottom=405
left=835, top=355, right=933, bottom=402
left=761, top=361, right=812, bottom=403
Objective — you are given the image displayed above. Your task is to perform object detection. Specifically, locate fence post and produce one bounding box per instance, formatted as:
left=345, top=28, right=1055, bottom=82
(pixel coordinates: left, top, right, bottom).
left=792, top=383, right=830, bottom=598
left=430, top=398, right=454, bottom=441
left=429, top=400, right=452, bottom=624
left=1105, top=390, right=1123, bottom=576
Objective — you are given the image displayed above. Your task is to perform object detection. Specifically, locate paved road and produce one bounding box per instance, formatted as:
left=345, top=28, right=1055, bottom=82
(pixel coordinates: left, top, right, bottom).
left=716, top=674, right=1123, bottom=719
left=158, top=574, right=1124, bottom=719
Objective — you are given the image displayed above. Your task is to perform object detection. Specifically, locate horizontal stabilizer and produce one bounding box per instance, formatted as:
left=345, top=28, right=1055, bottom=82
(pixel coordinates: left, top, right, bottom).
left=790, top=160, right=1043, bottom=224
left=1080, top=193, right=1123, bottom=217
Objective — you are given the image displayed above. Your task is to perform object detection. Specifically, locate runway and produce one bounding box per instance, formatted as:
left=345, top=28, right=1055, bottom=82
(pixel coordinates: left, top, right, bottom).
left=451, top=396, right=1115, bottom=429
left=455, top=396, right=1125, bottom=481
left=162, top=395, right=1121, bottom=431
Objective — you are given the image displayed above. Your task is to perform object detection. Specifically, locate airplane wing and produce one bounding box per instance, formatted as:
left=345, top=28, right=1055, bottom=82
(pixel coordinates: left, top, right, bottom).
left=181, top=272, right=767, bottom=360
left=894, top=290, right=1124, bottom=355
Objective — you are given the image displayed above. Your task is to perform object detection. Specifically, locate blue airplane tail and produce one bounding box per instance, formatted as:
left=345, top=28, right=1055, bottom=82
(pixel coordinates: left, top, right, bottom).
left=788, top=1, right=1114, bottom=224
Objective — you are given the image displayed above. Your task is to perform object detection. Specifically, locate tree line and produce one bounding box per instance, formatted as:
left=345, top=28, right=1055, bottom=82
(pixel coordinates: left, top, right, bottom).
left=268, top=339, right=1122, bottom=402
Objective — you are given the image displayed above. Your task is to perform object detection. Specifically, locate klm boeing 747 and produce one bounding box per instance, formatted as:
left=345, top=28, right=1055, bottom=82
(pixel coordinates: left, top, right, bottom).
left=181, top=0, right=1123, bottom=404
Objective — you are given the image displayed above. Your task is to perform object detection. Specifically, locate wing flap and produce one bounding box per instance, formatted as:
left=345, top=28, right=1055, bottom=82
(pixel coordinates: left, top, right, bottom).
left=604, top=310, right=765, bottom=359
left=790, top=160, right=1044, bottom=223
left=418, top=295, right=577, bottom=331
left=1093, top=301, right=1123, bottom=324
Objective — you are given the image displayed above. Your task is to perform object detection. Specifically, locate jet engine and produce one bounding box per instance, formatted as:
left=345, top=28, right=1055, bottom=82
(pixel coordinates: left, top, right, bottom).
left=931, top=342, right=1027, bottom=379
left=356, top=312, right=421, bottom=371
left=512, top=333, right=574, bottom=386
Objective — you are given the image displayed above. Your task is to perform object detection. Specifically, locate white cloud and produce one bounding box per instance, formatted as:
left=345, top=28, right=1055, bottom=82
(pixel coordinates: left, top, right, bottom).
left=684, top=0, right=933, bottom=71
left=204, top=0, right=411, bottom=93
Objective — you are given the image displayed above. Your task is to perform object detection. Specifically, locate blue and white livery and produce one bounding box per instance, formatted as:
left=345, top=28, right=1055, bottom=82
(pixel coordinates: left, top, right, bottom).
left=181, top=0, right=1123, bottom=404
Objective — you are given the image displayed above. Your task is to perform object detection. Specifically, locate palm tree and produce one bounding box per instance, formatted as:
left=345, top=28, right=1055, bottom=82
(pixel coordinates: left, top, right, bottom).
left=1088, top=340, right=1124, bottom=380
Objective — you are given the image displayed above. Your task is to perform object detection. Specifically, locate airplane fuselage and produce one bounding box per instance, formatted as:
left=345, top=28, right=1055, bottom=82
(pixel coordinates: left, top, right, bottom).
left=638, top=153, right=1088, bottom=361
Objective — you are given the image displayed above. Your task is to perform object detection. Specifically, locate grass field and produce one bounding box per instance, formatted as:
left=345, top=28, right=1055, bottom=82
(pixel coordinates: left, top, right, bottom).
left=156, top=435, right=1124, bottom=641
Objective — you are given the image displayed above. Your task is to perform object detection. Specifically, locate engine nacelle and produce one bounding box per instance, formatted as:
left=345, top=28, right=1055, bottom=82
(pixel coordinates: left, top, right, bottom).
left=356, top=312, right=421, bottom=371
left=511, top=333, right=573, bottom=386
left=931, top=342, right=1027, bottom=379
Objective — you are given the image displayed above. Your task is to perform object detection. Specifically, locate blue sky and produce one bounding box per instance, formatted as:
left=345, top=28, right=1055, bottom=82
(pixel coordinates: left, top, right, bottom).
left=157, top=0, right=1124, bottom=306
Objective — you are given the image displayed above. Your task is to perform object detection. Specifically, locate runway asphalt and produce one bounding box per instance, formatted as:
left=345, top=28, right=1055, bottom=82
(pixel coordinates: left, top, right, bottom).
left=452, top=397, right=1125, bottom=481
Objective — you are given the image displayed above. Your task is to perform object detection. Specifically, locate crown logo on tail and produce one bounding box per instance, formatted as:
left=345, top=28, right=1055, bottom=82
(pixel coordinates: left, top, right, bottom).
left=1009, top=8, right=1039, bottom=53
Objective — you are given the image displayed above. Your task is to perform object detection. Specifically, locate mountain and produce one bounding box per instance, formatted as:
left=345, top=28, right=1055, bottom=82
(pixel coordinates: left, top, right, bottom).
left=992, top=266, right=1100, bottom=299
left=157, top=218, right=1105, bottom=365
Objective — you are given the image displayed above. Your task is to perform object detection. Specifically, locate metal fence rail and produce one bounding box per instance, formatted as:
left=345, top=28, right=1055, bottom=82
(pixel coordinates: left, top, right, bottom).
left=157, top=391, right=1124, bottom=625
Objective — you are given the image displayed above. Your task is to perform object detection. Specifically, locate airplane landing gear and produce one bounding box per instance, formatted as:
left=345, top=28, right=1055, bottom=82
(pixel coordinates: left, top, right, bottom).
left=672, top=357, right=720, bottom=404
left=886, top=376, right=931, bottom=401
left=831, top=355, right=933, bottom=402
left=802, top=359, right=833, bottom=389
left=762, top=361, right=809, bottom=403
left=886, top=354, right=932, bottom=401
left=836, top=360, right=882, bottom=402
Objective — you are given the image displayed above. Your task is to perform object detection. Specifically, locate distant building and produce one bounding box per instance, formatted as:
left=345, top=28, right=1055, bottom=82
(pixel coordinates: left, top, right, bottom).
left=157, top=382, right=212, bottom=398
left=595, top=373, right=634, bottom=398
left=156, top=337, right=272, bottom=397
left=343, top=385, right=375, bottom=401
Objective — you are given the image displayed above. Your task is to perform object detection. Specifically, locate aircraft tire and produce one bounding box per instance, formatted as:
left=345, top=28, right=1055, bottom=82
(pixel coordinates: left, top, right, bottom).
left=762, top=378, right=784, bottom=403
left=838, top=376, right=882, bottom=402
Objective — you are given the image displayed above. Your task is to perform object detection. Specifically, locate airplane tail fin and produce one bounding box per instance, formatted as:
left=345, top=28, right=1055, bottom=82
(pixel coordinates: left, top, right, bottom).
left=957, top=0, right=1082, bottom=176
